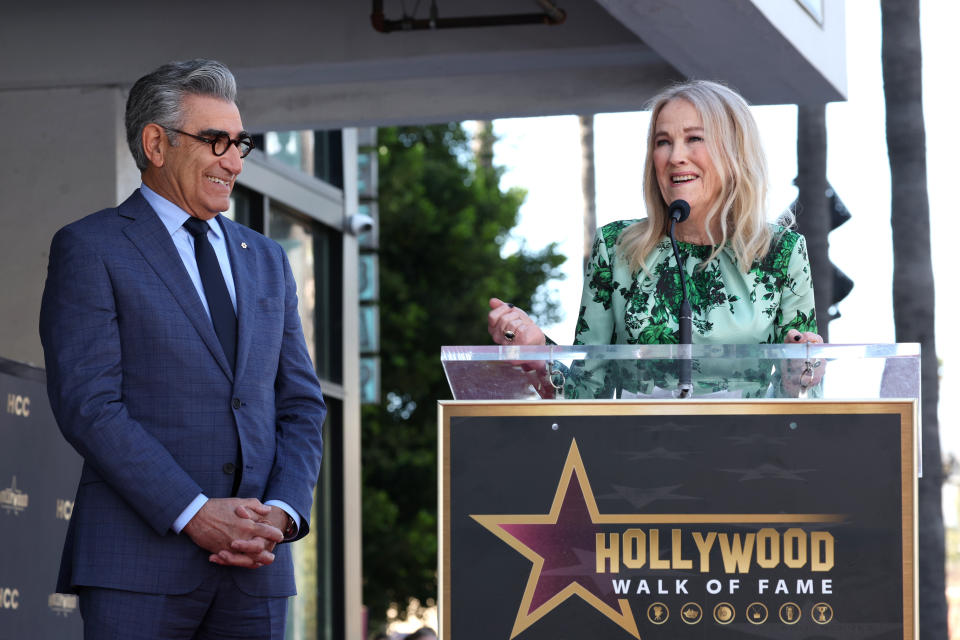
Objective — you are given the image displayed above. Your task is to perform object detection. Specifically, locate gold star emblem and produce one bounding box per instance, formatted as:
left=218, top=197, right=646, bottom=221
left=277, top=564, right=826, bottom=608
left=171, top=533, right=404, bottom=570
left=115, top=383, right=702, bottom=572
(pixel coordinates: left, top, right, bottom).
left=472, top=440, right=640, bottom=638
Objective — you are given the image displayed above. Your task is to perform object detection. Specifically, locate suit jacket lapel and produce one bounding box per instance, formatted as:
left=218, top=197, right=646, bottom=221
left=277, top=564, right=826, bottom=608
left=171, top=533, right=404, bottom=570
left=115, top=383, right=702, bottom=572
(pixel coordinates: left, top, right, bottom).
left=220, top=216, right=255, bottom=380
left=119, top=191, right=234, bottom=382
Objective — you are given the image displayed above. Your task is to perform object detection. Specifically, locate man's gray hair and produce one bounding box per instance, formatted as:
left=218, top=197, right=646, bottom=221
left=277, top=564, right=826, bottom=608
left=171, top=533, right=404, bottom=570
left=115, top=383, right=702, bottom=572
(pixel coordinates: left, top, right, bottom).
left=125, top=59, right=237, bottom=171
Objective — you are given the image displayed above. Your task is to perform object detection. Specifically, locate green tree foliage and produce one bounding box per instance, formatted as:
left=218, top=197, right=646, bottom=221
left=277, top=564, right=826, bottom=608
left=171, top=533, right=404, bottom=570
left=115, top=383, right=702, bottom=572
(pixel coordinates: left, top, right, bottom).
left=362, top=123, right=565, bottom=629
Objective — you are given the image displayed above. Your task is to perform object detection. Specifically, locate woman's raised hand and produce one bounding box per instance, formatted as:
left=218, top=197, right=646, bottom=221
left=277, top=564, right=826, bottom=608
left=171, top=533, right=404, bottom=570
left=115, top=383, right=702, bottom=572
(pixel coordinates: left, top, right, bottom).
left=784, top=329, right=823, bottom=345
left=488, top=298, right=546, bottom=346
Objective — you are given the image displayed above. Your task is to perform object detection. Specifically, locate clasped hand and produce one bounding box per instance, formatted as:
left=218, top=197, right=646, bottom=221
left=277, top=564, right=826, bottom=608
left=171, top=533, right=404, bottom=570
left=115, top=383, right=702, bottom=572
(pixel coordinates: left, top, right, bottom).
left=183, top=498, right=287, bottom=569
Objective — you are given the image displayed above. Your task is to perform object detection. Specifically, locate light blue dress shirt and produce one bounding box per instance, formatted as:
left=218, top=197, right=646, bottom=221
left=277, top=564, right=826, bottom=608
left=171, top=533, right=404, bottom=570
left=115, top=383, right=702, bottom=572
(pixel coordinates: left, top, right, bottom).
left=141, top=184, right=238, bottom=316
left=139, top=184, right=300, bottom=538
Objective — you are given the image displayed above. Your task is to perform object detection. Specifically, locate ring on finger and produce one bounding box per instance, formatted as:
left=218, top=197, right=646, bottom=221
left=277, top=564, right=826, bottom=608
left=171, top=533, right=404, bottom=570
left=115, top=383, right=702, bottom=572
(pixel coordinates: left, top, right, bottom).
left=799, top=360, right=815, bottom=388
left=503, top=329, right=516, bottom=341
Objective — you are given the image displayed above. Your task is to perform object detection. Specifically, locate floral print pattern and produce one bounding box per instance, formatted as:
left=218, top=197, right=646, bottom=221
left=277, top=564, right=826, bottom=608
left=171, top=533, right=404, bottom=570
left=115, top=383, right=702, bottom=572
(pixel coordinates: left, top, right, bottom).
left=563, top=220, right=818, bottom=399
left=575, top=220, right=817, bottom=346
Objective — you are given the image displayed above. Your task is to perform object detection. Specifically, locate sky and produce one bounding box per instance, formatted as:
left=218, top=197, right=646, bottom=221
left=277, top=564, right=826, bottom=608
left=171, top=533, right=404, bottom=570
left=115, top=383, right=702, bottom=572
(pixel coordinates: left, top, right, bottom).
left=489, top=1, right=958, bottom=451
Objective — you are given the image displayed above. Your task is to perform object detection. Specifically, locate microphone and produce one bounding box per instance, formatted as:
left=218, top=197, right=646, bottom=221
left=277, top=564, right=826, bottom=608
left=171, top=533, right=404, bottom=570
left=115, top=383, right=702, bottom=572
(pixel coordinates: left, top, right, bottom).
left=667, top=199, right=693, bottom=397
left=669, top=199, right=690, bottom=223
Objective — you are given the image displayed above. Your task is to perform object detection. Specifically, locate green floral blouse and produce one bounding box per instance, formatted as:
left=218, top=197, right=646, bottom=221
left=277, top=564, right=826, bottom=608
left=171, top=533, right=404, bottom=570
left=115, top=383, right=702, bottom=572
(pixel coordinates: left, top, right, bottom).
left=562, top=220, right=818, bottom=399
left=575, top=220, right=818, bottom=345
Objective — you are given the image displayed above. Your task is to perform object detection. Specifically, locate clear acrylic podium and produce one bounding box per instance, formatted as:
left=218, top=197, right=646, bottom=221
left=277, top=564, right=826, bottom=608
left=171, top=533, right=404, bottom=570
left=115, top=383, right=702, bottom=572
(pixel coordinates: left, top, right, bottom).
left=442, top=343, right=920, bottom=402
left=439, top=344, right=920, bottom=639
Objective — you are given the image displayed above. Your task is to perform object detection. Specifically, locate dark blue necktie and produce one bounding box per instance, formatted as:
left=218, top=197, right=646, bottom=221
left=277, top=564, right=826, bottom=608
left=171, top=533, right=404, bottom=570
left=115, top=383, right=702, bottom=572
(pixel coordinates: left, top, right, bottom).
left=183, top=217, right=237, bottom=371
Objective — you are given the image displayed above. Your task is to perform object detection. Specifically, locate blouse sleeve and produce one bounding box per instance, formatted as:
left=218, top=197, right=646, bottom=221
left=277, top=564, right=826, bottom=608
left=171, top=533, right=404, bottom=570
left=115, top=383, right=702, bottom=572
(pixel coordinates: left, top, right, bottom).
left=773, top=233, right=818, bottom=342
left=573, top=229, right=617, bottom=345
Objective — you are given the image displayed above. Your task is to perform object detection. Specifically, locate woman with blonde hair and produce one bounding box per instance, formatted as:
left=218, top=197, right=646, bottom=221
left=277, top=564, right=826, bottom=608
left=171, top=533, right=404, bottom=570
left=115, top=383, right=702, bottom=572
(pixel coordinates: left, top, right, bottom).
left=488, top=80, right=822, bottom=395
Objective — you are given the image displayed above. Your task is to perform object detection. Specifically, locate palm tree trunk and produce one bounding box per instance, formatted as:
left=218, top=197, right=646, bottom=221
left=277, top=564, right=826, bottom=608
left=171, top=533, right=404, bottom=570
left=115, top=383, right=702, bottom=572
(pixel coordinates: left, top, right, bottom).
left=881, top=0, right=946, bottom=636
left=474, top=120, right=495, bottom=172
left=794, top=104, right=832, bottom=341
left=580, top=114, right=596, bottom=273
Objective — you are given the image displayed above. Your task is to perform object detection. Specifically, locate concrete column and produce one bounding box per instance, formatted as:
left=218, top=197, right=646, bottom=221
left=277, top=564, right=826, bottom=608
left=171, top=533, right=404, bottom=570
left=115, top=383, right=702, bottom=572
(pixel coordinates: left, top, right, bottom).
left=339, top=127, right=363, bottom=640
left=0, top=86, right=138, bottom=366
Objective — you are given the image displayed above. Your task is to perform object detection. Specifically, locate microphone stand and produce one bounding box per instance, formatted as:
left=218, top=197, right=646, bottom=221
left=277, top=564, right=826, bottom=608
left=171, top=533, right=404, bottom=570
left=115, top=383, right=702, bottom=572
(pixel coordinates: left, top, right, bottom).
left=668, top=200, right=693, bottom=398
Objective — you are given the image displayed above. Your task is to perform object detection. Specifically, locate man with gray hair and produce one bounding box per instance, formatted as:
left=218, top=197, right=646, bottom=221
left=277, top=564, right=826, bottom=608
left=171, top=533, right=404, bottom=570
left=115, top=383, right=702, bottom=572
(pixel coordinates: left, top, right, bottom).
left=40, top=59, right=325, bottom=638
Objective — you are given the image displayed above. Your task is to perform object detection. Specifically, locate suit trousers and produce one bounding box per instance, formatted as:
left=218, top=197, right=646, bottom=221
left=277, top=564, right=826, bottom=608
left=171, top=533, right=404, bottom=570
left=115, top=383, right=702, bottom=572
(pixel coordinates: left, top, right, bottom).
left=78, top=566, right=287, bottom=640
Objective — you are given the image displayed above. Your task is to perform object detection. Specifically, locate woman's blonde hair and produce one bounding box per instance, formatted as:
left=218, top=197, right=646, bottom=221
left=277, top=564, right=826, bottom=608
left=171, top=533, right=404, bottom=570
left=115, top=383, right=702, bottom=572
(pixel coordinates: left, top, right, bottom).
left=619, top=80, right=787, bottom=274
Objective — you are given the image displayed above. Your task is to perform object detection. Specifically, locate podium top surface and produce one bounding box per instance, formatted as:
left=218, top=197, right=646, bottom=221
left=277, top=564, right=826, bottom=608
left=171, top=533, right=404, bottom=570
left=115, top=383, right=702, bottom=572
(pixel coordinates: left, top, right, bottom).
left=440, top=343, right=920, bottom=401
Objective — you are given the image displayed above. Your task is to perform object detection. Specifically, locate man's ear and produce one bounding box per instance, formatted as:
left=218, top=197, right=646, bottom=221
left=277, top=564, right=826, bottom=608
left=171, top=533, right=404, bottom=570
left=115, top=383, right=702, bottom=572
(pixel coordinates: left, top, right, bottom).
left=142, top=123, right=167, bottom=168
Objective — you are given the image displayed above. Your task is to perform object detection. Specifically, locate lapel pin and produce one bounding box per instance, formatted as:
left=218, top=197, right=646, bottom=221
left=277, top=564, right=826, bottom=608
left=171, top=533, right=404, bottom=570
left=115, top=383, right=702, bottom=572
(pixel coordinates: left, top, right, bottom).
left=241, top=242, right=248, bottom=249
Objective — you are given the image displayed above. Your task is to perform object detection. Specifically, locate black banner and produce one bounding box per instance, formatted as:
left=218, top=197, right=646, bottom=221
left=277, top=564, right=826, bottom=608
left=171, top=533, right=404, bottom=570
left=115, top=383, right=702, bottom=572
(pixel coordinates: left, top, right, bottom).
left=440, top=401, right=916, bottom=640
left=0, top=357, right=82, bottom=639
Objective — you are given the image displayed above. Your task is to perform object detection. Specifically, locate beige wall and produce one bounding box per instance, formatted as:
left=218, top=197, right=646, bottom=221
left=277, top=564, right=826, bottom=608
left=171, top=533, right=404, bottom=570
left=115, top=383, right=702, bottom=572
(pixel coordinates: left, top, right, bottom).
left=0, top=86, right=138, bottom=366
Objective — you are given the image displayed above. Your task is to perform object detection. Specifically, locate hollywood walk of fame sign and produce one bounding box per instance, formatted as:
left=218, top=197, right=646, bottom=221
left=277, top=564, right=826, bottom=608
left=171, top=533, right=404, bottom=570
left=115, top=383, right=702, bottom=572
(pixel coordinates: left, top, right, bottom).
left=439, top=400, right=916, bottom=639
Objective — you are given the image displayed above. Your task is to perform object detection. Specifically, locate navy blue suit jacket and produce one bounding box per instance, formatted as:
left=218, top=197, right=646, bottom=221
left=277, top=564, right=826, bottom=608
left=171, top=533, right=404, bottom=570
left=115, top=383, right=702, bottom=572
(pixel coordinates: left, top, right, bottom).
left=39, top=190, right=325, bottom=597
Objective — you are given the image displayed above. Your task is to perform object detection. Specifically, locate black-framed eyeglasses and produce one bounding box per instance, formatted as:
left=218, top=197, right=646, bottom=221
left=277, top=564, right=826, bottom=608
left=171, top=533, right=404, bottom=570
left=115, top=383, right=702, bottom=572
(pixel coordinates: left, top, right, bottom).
left=163, top=127, right=254, bottom=158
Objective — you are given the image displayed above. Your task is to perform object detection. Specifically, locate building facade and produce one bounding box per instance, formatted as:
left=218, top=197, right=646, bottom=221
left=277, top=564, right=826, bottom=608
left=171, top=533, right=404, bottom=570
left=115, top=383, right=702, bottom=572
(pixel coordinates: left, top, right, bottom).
left=0, top=2, right=846, bottom=637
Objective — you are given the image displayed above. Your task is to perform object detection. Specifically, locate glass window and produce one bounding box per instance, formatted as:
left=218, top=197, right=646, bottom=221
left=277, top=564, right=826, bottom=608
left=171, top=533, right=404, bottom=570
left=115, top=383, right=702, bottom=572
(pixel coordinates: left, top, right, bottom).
left=314, top=131, right=343, bottom=189
left=360, top=356, right=380, bottom=404
left=313, top=224, right=343, bottom=385
left=264, top=131, right=316, bottom=175
left=269, top=205, right=317, bottom=365
left=358, top=253, right=378, bottom=303
left=257, top=130, right=344, bottom=190
left=226, top=185, right=263, bottom=231
left=357, top=152, right=374, bottom=199
left=358, top=305, right=379, bottom=354
left=314, top=398, right=345, bottom=640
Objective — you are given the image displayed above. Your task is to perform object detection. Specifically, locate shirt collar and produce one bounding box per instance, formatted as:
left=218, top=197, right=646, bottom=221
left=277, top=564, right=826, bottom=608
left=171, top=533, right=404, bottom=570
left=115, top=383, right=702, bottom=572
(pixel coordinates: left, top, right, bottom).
left=139, top=183, right=224, bottom=239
